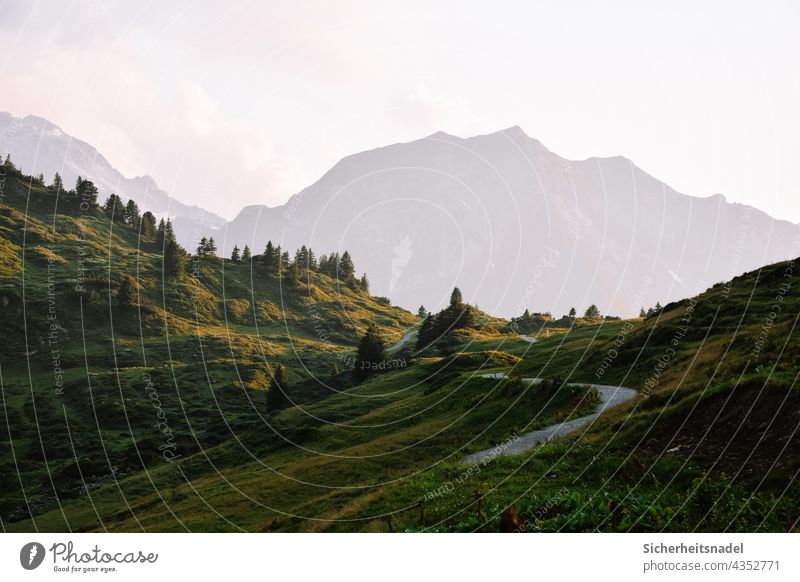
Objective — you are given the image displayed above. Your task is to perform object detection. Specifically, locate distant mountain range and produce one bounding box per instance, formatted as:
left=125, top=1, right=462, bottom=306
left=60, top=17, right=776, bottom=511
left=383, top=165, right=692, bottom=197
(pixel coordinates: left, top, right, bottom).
left=3, top=111, right=797, bottom=317
left=219, top=126, right=799, bottom=317
left=0, top=112, right=226, bottom=240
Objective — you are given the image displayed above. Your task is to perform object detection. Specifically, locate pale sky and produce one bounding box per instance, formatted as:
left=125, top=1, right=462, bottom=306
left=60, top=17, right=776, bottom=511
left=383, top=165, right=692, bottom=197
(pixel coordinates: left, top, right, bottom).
left=1, top=0, right=799, bottom=222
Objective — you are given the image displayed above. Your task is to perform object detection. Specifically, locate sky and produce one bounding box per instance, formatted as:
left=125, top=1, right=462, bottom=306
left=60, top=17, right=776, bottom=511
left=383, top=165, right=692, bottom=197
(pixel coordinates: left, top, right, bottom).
left=1, top=0, right=799, bottom=222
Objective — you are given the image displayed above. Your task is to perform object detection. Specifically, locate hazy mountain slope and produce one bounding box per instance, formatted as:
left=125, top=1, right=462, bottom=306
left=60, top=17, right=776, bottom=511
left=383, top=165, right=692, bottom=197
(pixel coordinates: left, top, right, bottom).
left=222, top=127, right=798, bottom=318
left=0, top=112, right=225, bottom=246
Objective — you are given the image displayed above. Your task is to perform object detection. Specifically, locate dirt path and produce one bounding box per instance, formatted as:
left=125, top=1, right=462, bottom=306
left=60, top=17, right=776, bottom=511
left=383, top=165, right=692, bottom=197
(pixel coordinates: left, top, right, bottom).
left=388, top=330, right=417, bottom=352
left=462, top=375, right=636, bottom=465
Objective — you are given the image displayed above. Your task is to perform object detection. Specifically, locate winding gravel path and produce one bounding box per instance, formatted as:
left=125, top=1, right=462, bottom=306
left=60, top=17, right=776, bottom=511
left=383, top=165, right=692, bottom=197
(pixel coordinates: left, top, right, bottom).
left=462, top=375, right=637, bottom=465
left=388, top=330, right=417, bottom=352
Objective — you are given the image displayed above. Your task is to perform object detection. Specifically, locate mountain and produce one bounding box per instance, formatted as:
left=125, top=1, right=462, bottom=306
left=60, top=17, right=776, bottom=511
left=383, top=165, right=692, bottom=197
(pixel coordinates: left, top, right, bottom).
left=220, top=126, right=799, bottom=318
left=0, top=112, right=225, bottom=245
left=5, top=112, right=797, bottom=319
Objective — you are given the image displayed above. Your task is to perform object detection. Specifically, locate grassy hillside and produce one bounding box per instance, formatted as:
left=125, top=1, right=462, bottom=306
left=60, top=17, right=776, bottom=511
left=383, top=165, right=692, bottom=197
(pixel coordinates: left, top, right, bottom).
left=2, top=163, right=799, bottom=533
left=0, top=166, right=418, bottom=523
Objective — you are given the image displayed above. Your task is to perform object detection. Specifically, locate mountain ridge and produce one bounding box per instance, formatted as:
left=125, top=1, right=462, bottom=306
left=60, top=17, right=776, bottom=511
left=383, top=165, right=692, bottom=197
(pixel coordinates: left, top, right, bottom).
left=4, top=111, right=798, bottom=318
left=0, top=111, right=226, bottom=244
left=218, top=125, right=799, bottom=318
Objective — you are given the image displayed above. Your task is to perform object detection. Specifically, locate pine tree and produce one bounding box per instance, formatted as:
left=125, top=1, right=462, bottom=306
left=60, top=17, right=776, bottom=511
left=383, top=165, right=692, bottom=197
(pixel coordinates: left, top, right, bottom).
left=450, top=287, right=464, bottom=307
left=197, top=237, right=208, bottom=257
left=156, top=219, right=166, bottom=246
left=51, top=172, right=63, bottom=193
left=266, top=364, right=291, bottom=411
left=76, top=177, right=99, bottom=206
left=3, top=153, right=14, bottom=169
left=355, top=322, right=386, bottom=381
left=416, top=313, right=436, bottom=353
left=103, top=194, right=123, bottom=221
left=584, top=304, right=600, bottom=318
left=140, top=212, right=157, bottom=239
left=125, top=199, right=141, bottom=227
left=163, top=219, right=184, bottom=278
left=639, top=307, right=647, bottom=318
left=359, top=273, right=369, bottom=293
left=206, top=237, right=217, bottom=257
left=338, top=251, right=355, bottom=283
left=326, top=253, right=340, bottom=278
left=417, top=305, right=428, bottom=319
left=242, top=245, right=251, bottom=262
left=450, top=287, right=463, bottom=307
left=231, top=245, right=241, bottom=262
left=295, top=245, right=309, bottom=268
left=263, top=241, right=279, bottom=274
left=568, top=307, right=577, bottom=319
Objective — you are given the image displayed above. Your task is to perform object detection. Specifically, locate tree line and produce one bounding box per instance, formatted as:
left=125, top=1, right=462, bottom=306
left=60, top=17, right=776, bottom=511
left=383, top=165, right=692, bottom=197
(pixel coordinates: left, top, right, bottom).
left=3, top=163, right=372, bottom=292
left=415, top=287, right=477, bottom=354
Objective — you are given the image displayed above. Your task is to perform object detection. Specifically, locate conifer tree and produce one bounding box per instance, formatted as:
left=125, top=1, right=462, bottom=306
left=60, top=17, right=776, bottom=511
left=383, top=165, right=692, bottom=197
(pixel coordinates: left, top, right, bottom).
left=206, top=237, right=217, bottom=257
left=231, top=245, right=241, bottom=262
left=338, top=251, right=355, bottom=283
left=125, top=199, right=141, bottom=227
left=242, top=245, right=251, bottom=262
left=104, top=193, right=123, bottom=221
left=156, top=218, right=166, bottom=246
left=416, top=313, right=436, bottom=353
left=140, top=212, right=157, bottom=239
left=450, top=287, right=463, bottom=307
left=355, top=322, right=386, bottom=381
left=263, top=241, right=279, bottom=274
left=76, top=177, right=99, bottom=206
left=326, top=253, right=340, bottom=278
left=51, top=172, right=64, bottom=193
left=163, top=219, right=184, bottom=278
